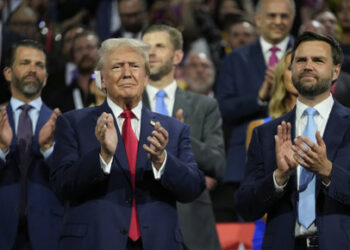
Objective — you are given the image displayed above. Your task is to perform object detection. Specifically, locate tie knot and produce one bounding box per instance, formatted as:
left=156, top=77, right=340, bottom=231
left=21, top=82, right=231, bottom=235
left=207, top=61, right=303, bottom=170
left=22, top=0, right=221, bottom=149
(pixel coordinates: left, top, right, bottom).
left=121, top=110, right=135, bottom=119
left=156, top=90, right=166, bottom=98
left=270, top=46, right=279, bottom=53
left=19, top=104, right=33, bottom=113
left=304, top=107, right=317, bottom=117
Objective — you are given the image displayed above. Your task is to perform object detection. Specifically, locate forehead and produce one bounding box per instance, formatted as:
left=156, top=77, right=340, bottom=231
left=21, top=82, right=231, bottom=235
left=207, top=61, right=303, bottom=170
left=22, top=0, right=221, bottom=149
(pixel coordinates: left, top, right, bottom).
left=261, top=0, right=292, bottom=13
left=107, top=47, right=145, bottom=64
left=143, top=31, right=171, bottom=44
left=75, top=34, right=98, bottom=46
left=15, top=46, right=45, bottom=61
left=294, top=41, right=332, bottom=58
left=231, top=22, right=254, bottom=31
left=189, top=54, right=211, bottom=64
left=316, top=11, right=337, bottom=22
left=119, top=0, right=143, bottom=12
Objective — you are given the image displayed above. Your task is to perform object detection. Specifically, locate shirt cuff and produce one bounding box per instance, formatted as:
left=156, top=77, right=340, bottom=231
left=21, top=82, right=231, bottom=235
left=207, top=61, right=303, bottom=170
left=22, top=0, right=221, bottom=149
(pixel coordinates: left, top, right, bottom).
left=322, top=180, right=331, bottom=188
left=152, top=151, right=167, bottom=180
left=257, top=97, right=268, bottom=106
left=40, top=145, right=54, bottom=159
left=0, top=148, right=9, bottom=162
left=100, top=154, right=113, bottom=174
left=273, top=171, right=288, bottom=192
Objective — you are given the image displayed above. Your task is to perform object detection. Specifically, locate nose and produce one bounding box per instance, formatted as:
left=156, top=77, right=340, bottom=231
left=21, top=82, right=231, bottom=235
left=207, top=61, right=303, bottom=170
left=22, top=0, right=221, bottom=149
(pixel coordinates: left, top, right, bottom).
left=274, top=15, right=282, bottom=25
left=122, top=64, right=132, bottom=78
left=304, top=59, right=313, bottom=70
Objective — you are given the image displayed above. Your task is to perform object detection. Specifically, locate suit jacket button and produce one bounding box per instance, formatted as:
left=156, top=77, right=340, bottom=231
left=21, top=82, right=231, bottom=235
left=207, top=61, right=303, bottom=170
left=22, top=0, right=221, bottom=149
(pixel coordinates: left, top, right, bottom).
left=126, top=198, right=132, bottom=204
left=120, top=229, right=128, bottom=235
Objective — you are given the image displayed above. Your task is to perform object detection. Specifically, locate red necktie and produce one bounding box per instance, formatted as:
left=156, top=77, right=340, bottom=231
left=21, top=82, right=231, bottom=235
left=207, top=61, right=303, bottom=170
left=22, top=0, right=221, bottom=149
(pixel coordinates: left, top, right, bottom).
left=121, top=110, right=141, bottom=241
left=268, top=46, right=280, bottom=67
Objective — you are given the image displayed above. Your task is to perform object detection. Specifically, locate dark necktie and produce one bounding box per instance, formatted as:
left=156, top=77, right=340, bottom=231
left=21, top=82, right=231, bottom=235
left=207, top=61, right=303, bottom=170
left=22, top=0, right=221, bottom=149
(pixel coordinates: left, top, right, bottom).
left=17, top=104, right=33, bottom=173
left=121, top=110, right=141, bottom=241
left=298, top=107, right=317, bottom=228
left=17, top=104, right=33, bottom=220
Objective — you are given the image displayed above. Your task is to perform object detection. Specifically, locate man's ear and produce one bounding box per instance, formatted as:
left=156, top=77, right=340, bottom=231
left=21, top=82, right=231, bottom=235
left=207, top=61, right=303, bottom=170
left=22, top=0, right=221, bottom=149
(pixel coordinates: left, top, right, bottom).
left=254, top=12, right=261, bottom=29
left=3, top=67, right=12, bottom=82
left=173, top=50, right=184, bottom=66
left=100, top=72, right=106, bottom=89
left=332, top=64, right=341, bottom=82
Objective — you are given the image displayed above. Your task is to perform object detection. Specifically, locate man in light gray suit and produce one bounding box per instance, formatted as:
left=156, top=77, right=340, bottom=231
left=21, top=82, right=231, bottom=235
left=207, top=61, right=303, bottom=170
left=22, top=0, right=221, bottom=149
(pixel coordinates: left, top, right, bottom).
left=142, top=24, right=225, bottom=250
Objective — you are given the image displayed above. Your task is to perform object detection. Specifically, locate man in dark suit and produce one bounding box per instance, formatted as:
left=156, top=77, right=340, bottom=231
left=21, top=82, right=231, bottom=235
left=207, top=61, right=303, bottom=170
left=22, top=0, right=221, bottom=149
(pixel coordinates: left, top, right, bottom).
left=142, top=24, right=224, bottom=250
left=48, top=29, right=99, bottom=113
left=0, top=40, right=63, bottom=250
left=235, top=32, right=350, bottom=249
left=50, top=38, right=205, bottom=250
left=214, top=0, right=295, bottom=221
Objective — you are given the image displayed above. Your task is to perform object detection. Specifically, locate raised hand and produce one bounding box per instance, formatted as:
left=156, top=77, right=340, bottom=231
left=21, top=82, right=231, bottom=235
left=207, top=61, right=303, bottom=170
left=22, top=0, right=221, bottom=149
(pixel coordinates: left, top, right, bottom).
left=0, top=108, right=13, bottom=153
left=39, top=108, right=61, bottom=151
left=175, top=108, right=184, bottom=123
left=258, top=66, right=276, bottom=101
left=292, top=131, right=332, bottom=183
left=274, top=121, right=297, bottom=185
left=95, top=112, right=117, bottom=163
left=143, top=121, right=169, bottom=170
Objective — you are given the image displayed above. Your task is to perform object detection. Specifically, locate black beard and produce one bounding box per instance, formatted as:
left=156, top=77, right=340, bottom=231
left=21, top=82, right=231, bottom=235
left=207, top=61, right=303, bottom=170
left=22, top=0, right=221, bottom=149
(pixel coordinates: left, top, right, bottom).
left=13, top=75, right=44, bottom=98
left=292, top=74, right=332, bottom=97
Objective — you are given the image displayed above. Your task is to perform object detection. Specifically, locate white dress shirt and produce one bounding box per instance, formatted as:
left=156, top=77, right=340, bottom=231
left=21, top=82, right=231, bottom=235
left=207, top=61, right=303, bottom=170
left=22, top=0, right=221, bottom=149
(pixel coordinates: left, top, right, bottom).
left=0, top=97, right=53, bottom=161
left=99, top=98, right=166, bottom=179
left=260, top=36, right=290, bottom=66
left=273, top=94, right=334, bottom=236
left=145, top=81, right=177, bottom=116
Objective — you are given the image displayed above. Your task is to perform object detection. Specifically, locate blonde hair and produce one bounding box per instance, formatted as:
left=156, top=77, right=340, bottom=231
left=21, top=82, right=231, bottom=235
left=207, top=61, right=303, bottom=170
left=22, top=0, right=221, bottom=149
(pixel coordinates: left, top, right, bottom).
left=96, top=38, right=150, bottom=75
left=268, top=49, right=293, bottom=118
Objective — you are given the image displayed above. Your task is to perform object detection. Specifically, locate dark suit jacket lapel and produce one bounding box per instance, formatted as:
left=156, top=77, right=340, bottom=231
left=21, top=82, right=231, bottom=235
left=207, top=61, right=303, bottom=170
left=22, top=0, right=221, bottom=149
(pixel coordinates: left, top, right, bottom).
left=280, top=108, right=298, bottom=207
left=135, top=106, right=156, bottom=180
left=98, top=101, right=131, bottom=184
left=250, top=41, right=266, bottom=83
left=32, top=104, right=51, bottom=151
left=317, top=101, right=350, bottom=194
left=142, top=91, right=151, bottom=110
left=6, top=105, right=17, bottom=151
left=172, top=87, right=188, bottom=118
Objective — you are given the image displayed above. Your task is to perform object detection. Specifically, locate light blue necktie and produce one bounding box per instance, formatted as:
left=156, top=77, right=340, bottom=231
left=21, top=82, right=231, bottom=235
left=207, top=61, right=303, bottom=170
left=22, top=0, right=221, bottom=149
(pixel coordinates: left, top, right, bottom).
left=298, top=107, right=318, bottom=228
left=155, top=90, right=169, bottom=116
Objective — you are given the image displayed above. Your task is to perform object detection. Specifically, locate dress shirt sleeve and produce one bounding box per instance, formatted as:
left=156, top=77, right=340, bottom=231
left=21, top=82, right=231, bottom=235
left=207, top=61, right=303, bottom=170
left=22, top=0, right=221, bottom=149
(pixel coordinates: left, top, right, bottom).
left=40, top=145, right=54, bottom=159
left=0, top=148, right=9, bottom=162
left=152, top=150, right=167, bottom=179
left=99, top=154, right=113, bottom=174
left=273, top=171, right=289, bottom=192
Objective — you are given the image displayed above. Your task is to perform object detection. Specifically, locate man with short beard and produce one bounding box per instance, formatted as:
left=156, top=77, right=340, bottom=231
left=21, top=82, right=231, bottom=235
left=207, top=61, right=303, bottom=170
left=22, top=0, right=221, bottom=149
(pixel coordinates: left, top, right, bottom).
left=183, top=52, right=216, bottom=97
left=48, top=29, right=99, bottom=113
left=142, top=24, right=225, bottom=250
left=0, top=40, right=63, bottom=250
left=235, top=32, right=350, bottom=249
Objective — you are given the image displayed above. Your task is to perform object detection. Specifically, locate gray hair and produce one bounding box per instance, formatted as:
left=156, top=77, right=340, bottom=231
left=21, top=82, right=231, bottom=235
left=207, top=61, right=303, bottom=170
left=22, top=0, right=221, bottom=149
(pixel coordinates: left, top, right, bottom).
left=255, top=0, right=295, bottom=16
left=96, top=38, right=150, bottom=75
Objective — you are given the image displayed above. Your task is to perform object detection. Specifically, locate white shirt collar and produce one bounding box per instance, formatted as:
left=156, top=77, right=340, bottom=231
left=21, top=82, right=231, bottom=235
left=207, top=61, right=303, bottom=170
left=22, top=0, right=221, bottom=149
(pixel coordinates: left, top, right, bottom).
left=146, top=80, right=177, bottom=101
left=260, top=36, right=290, bottom=57
left=106, top=97, right=142, bottom=121
left=10, top=97, right=42, bottom=113
left=295, top=94, right=334, bottom=121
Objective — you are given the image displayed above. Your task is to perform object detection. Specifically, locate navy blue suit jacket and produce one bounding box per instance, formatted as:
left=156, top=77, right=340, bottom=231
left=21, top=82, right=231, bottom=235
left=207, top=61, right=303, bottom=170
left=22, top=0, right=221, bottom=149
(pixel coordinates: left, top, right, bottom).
left=0, top=104, right=63, bottom=250
left=216, top=38, right=294, bottom=183
left=235, top=101, right=350, bottom=249
left=51, top=101, right=205, bottom=250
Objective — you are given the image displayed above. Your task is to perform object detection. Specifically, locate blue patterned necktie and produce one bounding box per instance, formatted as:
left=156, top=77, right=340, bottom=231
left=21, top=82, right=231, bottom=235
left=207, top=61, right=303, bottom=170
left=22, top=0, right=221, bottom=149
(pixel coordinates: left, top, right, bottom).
left=298, top=107, right=317, bottom=228
left=155, top=90, right=169, bottom=116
